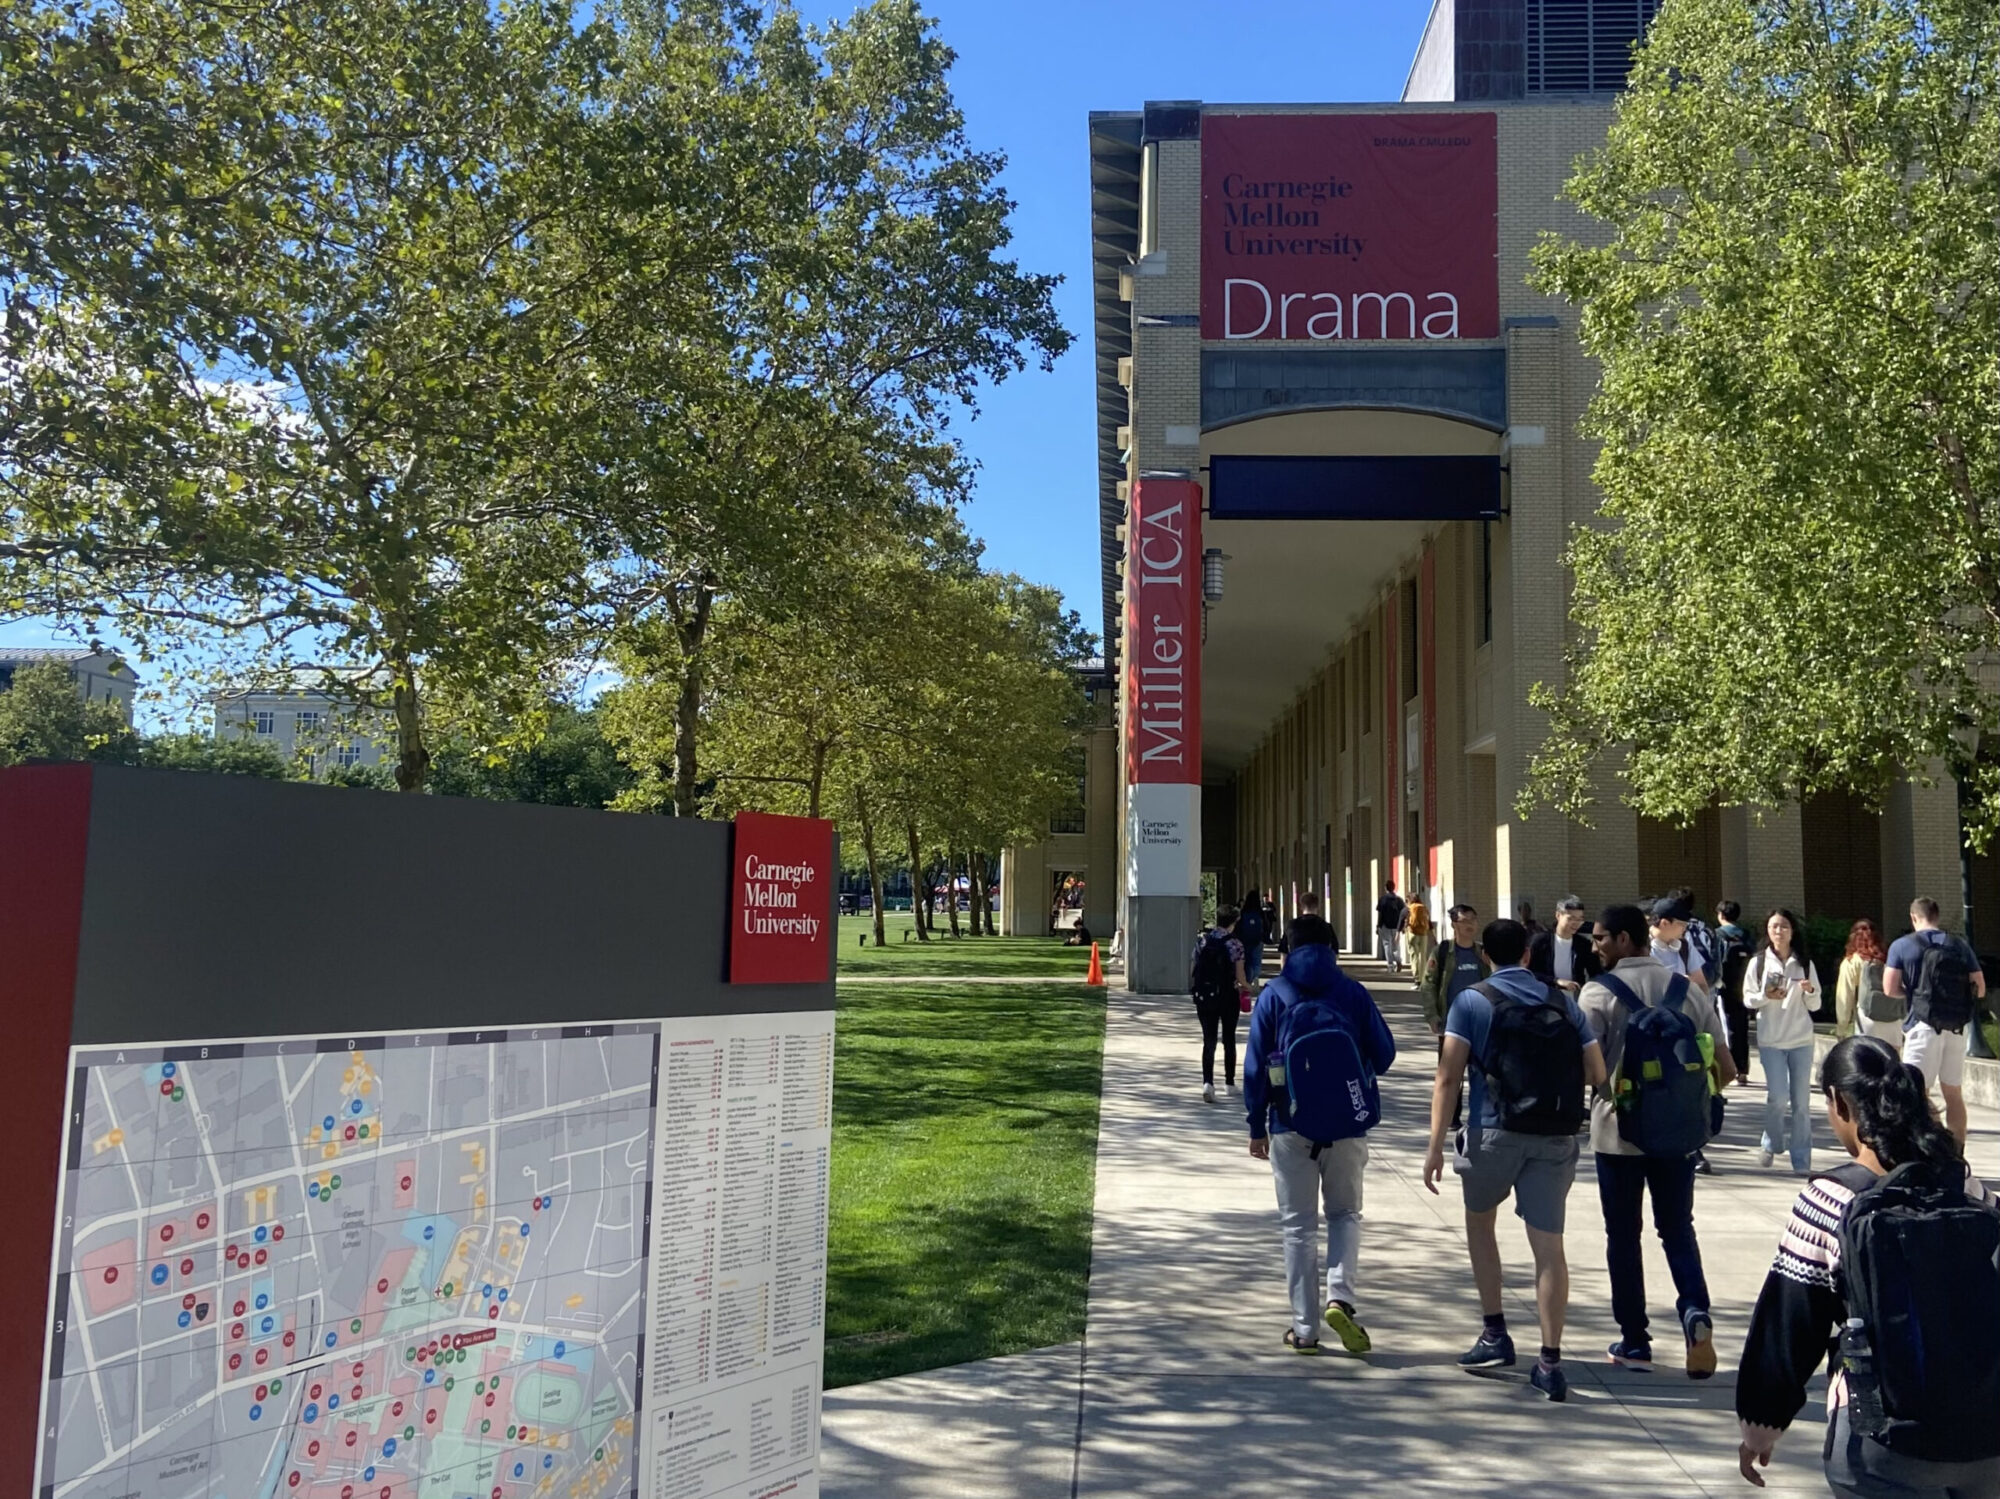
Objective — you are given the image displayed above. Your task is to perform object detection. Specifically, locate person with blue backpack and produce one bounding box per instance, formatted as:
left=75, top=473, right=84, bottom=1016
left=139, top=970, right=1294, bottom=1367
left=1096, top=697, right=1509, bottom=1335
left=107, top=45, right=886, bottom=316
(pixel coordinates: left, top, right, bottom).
left=1579, top=903, right=1738, bottom=1377
left=1883, top=897, right=1987, bottom=1149
left=1243, top=913, right=1397, bottom=1356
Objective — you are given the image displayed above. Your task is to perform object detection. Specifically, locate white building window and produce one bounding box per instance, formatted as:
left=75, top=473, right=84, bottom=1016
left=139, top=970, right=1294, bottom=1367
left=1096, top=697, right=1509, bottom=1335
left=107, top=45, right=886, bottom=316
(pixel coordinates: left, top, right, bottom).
left=296, top=711, right=323, bottom=735
left=337, top=743, right=364, bottom=768
left=252, top=710, right=276, bottom=736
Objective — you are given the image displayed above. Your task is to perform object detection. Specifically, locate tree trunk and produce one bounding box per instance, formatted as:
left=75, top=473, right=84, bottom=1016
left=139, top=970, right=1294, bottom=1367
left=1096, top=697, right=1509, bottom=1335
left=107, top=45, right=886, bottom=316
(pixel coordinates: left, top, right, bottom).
left=857, top=788, right=886, bottom=949
left=905, top=821, right=929, bottom=941
left=671, top=582, right=716, bottom=818
left=969, top=851, right=988, bottom=935
left=945, top=852, right=962, bottom=938
left=390, top=661, right=430, bottom=792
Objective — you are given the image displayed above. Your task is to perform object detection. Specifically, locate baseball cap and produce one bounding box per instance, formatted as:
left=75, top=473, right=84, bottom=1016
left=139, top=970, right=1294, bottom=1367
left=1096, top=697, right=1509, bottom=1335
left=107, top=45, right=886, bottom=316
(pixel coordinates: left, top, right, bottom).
left=1650, top=896, right=1695, bottom=923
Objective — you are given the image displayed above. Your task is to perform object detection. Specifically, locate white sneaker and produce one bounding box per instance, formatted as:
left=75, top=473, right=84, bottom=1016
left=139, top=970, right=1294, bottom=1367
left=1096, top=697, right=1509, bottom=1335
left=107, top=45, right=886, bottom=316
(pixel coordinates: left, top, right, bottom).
left=1757, top=1148, right=1775, bottom=1168
left=1202, top=1083, right=1216, bottom=1104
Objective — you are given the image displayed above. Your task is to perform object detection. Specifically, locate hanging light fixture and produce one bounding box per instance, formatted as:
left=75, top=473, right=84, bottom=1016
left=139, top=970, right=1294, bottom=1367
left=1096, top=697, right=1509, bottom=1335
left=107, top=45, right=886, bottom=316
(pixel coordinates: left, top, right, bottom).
left=1202, top=548, right=1228, bottom=604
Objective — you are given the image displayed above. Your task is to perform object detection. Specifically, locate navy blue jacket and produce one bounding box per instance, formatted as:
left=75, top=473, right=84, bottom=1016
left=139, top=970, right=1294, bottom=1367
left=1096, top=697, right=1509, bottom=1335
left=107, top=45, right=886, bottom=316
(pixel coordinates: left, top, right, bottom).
left=1243, top=943, right=1397, bottom=1140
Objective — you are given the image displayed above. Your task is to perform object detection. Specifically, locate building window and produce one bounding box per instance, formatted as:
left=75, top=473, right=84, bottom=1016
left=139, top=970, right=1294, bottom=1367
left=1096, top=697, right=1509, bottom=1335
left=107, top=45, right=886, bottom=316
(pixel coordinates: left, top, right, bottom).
left=1528, top=0, right=1661, bottom=94
left=1050, top=747, right=1087, bottom=834
left=1479, top=522, right=1494, bottom=646
left=252, top=710, right=276, bottom=736
left=1401, top=580, right=1420, bottom=702
left=297, top=710, right=323, bottom=735
left=337, top=743, right=364, bottom=768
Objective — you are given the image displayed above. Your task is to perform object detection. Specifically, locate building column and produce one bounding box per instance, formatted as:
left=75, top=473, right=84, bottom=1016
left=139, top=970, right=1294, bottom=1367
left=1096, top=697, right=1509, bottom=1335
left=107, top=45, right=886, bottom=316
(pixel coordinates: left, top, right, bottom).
left=1495, top=322, right=1569, bottom=916
left=1718, top=803, right=1806, bottom=921
left=1881, top=770, right=1964, bottom=932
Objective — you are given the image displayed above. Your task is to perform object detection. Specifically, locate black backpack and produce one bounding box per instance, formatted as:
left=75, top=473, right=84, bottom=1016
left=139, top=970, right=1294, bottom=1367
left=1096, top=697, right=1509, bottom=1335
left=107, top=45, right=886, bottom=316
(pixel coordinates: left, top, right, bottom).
left=1476, top=981, right=1587, bottom=1135
left=1911, top=933, right=1979, bottom=1033
left=1716, top=927, right=1754, bottom=1002
left=1237, top=907, right=1267, bottom=948
left=1838, top=1161, right=2000, bottom=1464
left=1189, top=932, right=1236, bottom=1007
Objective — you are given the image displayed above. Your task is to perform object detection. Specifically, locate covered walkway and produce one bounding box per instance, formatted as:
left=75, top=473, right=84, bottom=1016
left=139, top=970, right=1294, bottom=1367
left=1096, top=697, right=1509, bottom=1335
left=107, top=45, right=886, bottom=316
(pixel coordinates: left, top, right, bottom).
left=824, top=965, right=1998, bottom=1496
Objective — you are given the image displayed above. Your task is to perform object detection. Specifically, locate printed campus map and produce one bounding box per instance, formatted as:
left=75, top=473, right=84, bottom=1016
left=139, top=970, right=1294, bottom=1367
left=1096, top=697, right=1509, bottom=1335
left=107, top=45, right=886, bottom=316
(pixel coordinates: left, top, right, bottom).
left=40, top=1026, right=659, bottom=1499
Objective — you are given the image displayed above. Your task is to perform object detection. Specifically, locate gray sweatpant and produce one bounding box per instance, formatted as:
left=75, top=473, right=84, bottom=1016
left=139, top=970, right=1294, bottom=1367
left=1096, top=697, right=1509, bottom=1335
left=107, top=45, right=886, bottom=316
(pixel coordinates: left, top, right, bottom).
left=1270, top=1131, right=1367, bottom=1341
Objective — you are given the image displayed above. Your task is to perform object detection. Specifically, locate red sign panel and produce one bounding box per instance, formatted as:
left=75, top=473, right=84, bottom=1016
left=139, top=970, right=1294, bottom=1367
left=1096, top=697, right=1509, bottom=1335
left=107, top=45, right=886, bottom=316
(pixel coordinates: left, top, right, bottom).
left=1200, top=112, right=1498, bottom=343
left=1124, top=478, right=1203, bottom=788
left=729, top=810, right=834, bottom=984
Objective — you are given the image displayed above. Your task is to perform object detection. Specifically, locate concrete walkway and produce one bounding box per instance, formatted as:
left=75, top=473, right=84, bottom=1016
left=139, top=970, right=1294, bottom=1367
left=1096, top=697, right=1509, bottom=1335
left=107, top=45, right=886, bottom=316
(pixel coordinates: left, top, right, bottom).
left=824, top=964, right=1998, bottom=1497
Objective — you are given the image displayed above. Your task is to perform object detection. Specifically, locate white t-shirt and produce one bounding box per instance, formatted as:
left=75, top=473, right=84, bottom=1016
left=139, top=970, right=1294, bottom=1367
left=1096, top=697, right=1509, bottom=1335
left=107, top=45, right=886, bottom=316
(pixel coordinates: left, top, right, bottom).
left=1553, top=938, right=1575, bottom=984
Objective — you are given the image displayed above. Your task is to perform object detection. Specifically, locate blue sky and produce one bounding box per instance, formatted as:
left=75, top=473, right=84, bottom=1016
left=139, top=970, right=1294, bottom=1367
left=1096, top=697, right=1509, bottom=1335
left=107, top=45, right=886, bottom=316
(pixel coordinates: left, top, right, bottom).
left=0, top=0, right=1435, bottom=661
left=930, top=0, right=1435, bottom=638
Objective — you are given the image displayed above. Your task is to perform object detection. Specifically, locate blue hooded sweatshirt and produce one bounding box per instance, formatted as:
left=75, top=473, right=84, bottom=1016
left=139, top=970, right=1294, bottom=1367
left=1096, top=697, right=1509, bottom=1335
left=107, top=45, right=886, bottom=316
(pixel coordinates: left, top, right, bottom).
left=1243, top=943, right=1398, bottom=1141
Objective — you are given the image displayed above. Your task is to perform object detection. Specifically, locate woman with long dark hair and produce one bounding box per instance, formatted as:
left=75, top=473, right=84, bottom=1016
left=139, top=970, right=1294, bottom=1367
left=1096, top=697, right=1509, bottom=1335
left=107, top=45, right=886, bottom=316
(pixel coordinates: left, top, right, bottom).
left=1745, top=908, right=1822, bottom=1172
left=1836, top=920, right=1902, bottom=1048
left=1736, top=1038, right=1998, bottom=1496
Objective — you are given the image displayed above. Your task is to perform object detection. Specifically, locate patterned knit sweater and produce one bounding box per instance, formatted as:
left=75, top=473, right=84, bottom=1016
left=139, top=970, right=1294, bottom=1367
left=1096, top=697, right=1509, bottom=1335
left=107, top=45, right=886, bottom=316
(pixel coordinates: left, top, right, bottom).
left=1736, top=1159, right=1992, bottom=1433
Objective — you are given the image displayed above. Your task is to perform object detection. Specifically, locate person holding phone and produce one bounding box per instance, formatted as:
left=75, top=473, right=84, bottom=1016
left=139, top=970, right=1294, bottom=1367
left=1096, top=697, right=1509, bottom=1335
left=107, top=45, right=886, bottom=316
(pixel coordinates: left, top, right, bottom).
left=1745, top=909, right=1822, bottom=1173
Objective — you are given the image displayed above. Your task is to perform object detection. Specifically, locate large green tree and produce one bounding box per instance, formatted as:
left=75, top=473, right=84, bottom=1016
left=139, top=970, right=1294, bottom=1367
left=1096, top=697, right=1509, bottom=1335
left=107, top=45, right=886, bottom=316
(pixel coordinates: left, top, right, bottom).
left=1524, top=0, right=2000, bottom=832
left=581, top=0, right=1069, bottom=816
left=0, top=0, right=670, bottom=789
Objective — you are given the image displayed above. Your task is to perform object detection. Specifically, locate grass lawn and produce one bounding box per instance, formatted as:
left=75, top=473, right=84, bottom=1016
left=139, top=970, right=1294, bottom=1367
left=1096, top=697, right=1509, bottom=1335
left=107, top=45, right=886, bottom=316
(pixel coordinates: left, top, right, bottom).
left=836, top=911, right=1098, bottom=978
left=825, top=978, right=1106, bottom=1387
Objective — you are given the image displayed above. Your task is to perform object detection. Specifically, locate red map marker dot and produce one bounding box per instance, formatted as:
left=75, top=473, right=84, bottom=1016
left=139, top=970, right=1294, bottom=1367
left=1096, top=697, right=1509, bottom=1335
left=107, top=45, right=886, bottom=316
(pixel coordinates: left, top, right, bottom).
left=426, top=1409, right=437, bottom=1424
left=309, top=1441, right=320, bottom=1457
left=346, top=1430, right=357, bottom=1446
left=160, top=1081, right=174, bottom=1096
left=288, top=1473, right=299, bottom=1488
left=377, top=1278, right=389, bottom=1293
left=103, top=1267, right=118, bottom=1284
left=180, top=1258, right=194, bottom=1276
left=256, top=1384, right=267, bottom=1400
left=271, top=1225, right=284, bottom=1241
left=228, top=1354, right=241, bottom=1370
left=234, top=1301, right=246, bottom=1317
left=400, top=1176, right=412, bottom=1192
left=283, top=1331, right=296, bottom=1347
left=182, top=1294, right=195, bottom=1310
left=254, top=1348, right=268, bottom=1366
left=255, top=1249, right=268, bottom=1266
left=196, top=1212, right=210, bottom=1230
left=160, top=1224, right=174, bottom=1242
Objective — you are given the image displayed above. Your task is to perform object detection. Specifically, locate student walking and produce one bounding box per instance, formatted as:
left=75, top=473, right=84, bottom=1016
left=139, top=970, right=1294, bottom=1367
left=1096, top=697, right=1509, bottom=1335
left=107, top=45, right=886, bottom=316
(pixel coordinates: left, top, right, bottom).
left=1580, top=904, right=1737, bottom=1377
left=1423, top=919, right=1607, bottom=1400
left=1189, top=906, right=1252, bottom=1104
left=1237, top=889, right=1269, bottom=985
left=1421, top=904, right=1492, bottom=1035
left=1746, top=909, right=1822, bottom=1174
left=1735, top=1036, right=2000, bottom=1497
left=1374, top=882, right=1408, bottom=973
left=1406, top=898, right=1434, bottom=988
left=1884, top=897, right=1987, bottom=1148
left=1835, top=919, right=1902, bottom=1048
left=1280, top=890, right=1335, bottom=956
left=1713, top=902, right=1756, bottom=1081
left=1528, top=895, right=1600, bottom=993
left=1243, top=914, right=1397, bottom=1356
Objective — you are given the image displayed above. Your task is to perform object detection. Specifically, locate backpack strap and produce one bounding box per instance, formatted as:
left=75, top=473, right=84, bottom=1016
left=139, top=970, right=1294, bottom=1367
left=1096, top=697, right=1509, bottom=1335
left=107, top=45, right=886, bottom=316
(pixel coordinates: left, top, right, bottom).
left=1664, top=972, right=1691, bottom=1010
left=1595, top=971, right=1644, bottom=1013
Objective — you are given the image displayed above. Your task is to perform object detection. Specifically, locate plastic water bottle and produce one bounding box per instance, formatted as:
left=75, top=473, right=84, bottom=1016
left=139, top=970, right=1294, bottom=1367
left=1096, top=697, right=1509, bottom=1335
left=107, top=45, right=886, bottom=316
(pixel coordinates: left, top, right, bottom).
left=1842, top=1317, right=1888, bottom=1436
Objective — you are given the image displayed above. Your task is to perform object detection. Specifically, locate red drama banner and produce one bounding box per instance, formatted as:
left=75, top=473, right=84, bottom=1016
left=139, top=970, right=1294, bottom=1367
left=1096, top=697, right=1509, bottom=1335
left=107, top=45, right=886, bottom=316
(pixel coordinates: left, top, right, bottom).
left=1200, top=113, right=1498, bottom=343
left=729, top=810, right=835, bottom=984
left=1125, top=477, right=1203, bottom=788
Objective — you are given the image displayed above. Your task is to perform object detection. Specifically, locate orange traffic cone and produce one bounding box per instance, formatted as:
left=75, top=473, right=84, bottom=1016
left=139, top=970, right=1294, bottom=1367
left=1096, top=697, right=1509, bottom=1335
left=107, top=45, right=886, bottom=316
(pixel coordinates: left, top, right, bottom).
left=1085, top=943, right=1104, bottom=986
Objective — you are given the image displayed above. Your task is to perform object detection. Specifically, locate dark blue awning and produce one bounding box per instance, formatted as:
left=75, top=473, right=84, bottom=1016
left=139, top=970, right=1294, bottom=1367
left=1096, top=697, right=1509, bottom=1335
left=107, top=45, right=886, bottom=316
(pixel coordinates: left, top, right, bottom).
left=1208, top=454, right=1502, bottom=521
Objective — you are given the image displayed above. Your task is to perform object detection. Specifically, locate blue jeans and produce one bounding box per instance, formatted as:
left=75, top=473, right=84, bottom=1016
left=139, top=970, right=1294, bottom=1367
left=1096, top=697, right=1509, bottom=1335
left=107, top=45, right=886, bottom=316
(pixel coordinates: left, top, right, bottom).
left=1760, top=1044, right=1815, bottom=1170
left=1594, top=1151, right=1710, bottom=1347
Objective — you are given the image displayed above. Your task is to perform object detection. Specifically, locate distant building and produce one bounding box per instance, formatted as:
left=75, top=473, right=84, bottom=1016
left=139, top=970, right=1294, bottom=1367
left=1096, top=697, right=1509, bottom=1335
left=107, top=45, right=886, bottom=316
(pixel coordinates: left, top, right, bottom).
left=999, top=660, right=1118, bottom=939
left=211, top=671, right=389, bottom=776
left=0, top=649, right=138, bottom=712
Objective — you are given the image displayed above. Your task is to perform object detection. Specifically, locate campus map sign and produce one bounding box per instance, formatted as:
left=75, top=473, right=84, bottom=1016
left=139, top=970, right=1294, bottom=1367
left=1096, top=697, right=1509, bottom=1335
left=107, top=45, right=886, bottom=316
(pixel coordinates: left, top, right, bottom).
left=1125, top=476, right=1203, bottom=898
left=1200, top=112, right=1499, bottom=342
left=3, top=767, right=836, bottom=1499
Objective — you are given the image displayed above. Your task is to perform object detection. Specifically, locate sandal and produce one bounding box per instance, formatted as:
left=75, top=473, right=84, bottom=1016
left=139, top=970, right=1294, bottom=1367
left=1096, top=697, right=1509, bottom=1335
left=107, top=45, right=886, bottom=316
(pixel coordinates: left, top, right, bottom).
left=1283, top=1328, right=1322, bottom=1355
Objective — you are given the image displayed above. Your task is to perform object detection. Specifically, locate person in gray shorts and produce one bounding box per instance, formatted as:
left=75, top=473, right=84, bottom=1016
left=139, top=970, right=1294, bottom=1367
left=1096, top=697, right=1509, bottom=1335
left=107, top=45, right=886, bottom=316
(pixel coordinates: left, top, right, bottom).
left=1424, top=918, right=1606, bottom=1401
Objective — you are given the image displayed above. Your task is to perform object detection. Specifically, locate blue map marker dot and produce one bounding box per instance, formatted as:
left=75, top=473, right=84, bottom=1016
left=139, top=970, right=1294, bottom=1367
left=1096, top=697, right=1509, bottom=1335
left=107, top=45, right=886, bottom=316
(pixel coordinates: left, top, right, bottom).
left=423, top=1369, right=434, bottom=1384
left=364, top=1467, right=376, bottom=1481
left=328, top=1394, right=339, bottom=1409
left=514, top=1465, right=524, bottom=1478
left=323, top=1115, right=335, bottom=1131
left=151, top=1265, right=168, bottom=1285
left=498, top=1289, right=508, bottom=1303
left=254, top=1226, right=267, bottom=1243
left=177, top=1311, right=190, bottom=1328
left=249, top=1404, right=261, bottom=1421
left=304, top=1405, right=318, bottom=1424
left=162, top=1062, right=176, bottom=1078
left=553, top=1341, right=565, bottom=1359
left=543, top=1456, right=553, bottom=1469
left=325, top=1332, right=337, bottom=1347
left=382, top=1440, right=397, bottom=1459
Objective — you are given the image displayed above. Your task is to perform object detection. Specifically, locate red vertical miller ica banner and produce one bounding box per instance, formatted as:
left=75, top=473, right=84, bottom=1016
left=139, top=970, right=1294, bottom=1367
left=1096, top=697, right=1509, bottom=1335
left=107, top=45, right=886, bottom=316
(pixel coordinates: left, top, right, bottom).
left=729, top=809, right=836, bottom=983
left=1124, top=478, right=1203, bottom=898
